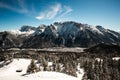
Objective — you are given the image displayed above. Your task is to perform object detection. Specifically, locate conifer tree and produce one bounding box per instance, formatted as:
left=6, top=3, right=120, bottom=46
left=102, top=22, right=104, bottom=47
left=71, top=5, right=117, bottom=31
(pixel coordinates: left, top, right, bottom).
left=27, top=59, right=39, bottom=73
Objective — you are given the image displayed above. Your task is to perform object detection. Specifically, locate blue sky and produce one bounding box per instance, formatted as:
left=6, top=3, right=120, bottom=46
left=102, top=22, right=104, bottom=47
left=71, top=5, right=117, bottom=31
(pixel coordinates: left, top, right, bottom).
left=0, top=0, right=120, bottom=31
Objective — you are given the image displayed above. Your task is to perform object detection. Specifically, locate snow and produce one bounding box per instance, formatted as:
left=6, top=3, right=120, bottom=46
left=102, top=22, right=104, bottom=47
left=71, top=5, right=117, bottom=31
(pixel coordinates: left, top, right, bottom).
left=84, top=24, right=103, bottom=35
left=0, top=59, right=31, bottom=77
left=24, top=72, right=78, bottom=80
left=76, top=63, right=84, bottom=80
left=117, top=30, right=120, bottom=32
left=80, top=27, right=83, bottom=30
left=8, top=30, right=35, bottom=36
left=53, top=22, right=105, bottom=39
left=8, top=25, right=46, bottom=36
left=95, top=57, right=120, bottom=61
left=33, top=25, right=46, bottom=35
left=113, top=57, right=120, bottom=60
left=41, top=28, right=45, bottom=32
left=108, top=30, right=119, bottom=38
left=53, top=22, right=79, bottom=37
left=0, top=59, right=84, bottom=80
left=41, top=47, right=85, bottom=52
left=48, top=62, right=53, bottom=66
left=95, top=58, right=103, bottom=62
left=7, top=22, right=120, bottom=41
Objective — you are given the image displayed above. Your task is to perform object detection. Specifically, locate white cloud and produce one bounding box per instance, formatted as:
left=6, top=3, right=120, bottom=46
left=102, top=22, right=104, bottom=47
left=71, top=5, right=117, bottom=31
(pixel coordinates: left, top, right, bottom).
left=61, top=6, right=73, bottom=17
left=36, top=3, right=73, bottom=20
left=36, top=13, right=45, bottom=20
left=36, top=3, right=61, bottom=20
left=0, top=0, right=28, bottom=14
left=0, top=1, right=73, bottom=20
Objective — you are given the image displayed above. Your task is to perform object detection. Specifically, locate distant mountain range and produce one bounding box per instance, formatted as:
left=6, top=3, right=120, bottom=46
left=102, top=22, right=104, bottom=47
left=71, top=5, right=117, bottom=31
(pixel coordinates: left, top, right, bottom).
left=0, top=21, right=120, bottom=49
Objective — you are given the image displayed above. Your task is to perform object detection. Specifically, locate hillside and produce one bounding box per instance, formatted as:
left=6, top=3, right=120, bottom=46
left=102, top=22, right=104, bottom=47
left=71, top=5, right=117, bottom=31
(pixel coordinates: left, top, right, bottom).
left=0, top=59, right=84, bottom=80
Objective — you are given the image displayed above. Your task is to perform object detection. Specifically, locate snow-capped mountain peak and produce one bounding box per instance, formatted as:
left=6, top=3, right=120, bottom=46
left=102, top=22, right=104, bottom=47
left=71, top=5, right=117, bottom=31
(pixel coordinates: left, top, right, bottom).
left=33, top=24, right=46, bottom=35
left=20, top=25, right=36, bottom=32
left=1, top=21, right=120, bottom=48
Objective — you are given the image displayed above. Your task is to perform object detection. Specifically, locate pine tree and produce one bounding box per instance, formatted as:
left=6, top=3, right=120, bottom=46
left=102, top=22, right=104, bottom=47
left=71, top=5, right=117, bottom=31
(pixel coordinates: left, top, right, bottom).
left=41, top=57, right=49, bottom=71
left=27, top=59, right=39, bottom=74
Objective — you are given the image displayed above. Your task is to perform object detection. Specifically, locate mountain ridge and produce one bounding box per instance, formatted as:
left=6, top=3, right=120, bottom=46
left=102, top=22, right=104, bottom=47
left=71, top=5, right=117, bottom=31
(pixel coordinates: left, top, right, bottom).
left=0, top=21, right=120, bottom=49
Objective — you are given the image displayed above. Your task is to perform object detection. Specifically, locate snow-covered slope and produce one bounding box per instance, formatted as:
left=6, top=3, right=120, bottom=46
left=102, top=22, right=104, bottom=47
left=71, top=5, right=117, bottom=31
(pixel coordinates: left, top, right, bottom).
left=6, top=21, right=120, bottom=39
left=7, top=30, right=35, bottom=36
left=0, top=59, right=84, bottom=80
left=20, top=26, right=36, bottom=32
left=53, top=22, right=103, bottom=36
left=7, top=25, right=46, bottom=36
left=33, top=25, right=46, bottom=35
left=0, top=59, right=31, bottom=77
left=1, top=21, right=120, bottom=48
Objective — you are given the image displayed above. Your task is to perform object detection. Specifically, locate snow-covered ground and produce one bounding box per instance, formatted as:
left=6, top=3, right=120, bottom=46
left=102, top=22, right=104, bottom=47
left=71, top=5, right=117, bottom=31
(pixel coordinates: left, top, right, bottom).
left=95, top=57, right=120, bottom=62
left=8, top=47, right=85, bottom=53
left=0, top=59, right=31, bottom=80
left=0, top=59, right=84, bottom=80
left=8, top=30, right=35, bottom=36
left=39, top=47, right=85, bottom=52
left=112, top=57, right=120, bottom=60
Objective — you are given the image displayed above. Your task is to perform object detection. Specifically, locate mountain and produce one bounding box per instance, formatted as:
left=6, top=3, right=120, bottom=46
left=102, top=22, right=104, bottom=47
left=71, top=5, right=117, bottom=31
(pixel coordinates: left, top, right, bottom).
left=20, top=25, right=36, bottom=32
left=0, top=21, right=120, bottom=49
left=84, top=43, right=120, bottom=54
left=0, top=31, right=19, bottom=48
left=33, top=24, right=46, bottom=35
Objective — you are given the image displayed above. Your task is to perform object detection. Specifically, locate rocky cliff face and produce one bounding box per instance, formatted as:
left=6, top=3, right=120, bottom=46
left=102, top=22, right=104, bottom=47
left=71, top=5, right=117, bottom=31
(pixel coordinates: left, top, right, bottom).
left=0, top=21, right=120, bottom=49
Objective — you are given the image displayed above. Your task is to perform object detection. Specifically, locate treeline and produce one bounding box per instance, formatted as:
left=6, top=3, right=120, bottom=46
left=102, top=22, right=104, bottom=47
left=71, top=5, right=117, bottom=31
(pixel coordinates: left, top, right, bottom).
left=1, top=50, right=120, bottom=80
left=81, top=57, right=120, bottom=80
left=26, top=53, right=78, bottom=77
left=0, top=53, right=13, bottom=68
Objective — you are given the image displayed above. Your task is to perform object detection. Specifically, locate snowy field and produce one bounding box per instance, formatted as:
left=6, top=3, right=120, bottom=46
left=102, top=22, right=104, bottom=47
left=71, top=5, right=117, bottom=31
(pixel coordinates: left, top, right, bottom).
left=0, top=59, right=84, bottom=80
left=37, top=47, right=85, bottom=52
left=8, top=47, right=85, bottom=53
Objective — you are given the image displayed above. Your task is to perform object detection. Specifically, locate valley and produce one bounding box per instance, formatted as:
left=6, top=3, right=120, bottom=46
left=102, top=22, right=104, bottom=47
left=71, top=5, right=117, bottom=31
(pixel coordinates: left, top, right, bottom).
left=0, top=43, right=120, bottom=80
left=0, top=21, right=120, bottom=80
